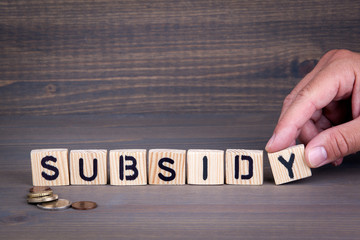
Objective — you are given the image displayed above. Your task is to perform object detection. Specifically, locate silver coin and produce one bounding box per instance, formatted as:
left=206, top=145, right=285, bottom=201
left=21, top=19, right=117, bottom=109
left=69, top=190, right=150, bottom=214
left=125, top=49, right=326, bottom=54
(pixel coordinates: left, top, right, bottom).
left=27, top=194, right=58, bottom=204
left=37, top=199, right=71, bottom=210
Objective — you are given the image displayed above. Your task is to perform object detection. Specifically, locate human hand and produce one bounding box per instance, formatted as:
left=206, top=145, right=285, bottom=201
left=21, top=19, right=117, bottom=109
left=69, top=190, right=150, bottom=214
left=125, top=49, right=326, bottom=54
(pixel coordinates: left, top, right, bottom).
left=265, top=49, right=360, bottom=168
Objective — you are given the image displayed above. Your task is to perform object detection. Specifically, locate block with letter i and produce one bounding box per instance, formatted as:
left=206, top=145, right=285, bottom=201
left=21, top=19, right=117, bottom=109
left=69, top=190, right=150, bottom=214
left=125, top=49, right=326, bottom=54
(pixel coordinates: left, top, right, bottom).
left=268, top=144, right=312, bottom=185
left=148, top=149, right=186, bottom=185
left=187, top=149, right=224, bottom=185
left=109, top=149, right=147, bottom=185
left=226, top=149, right=263, bottom=185
left=31, top=149, right=70, bottom=186
left=70, top=150, right=107, bottom=185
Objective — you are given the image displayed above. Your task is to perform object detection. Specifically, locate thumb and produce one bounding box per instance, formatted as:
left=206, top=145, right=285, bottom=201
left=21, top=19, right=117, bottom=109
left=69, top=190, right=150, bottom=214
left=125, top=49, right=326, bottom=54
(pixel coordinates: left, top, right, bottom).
left=305, top=117, right=360, bottom=168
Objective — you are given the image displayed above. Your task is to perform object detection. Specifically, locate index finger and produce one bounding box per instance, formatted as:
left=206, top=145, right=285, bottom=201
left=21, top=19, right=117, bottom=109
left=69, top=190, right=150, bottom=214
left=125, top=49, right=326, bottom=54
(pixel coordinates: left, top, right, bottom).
left=266, top=60, right=355, bottom=153
left=278, top=50, right=338, bottom=121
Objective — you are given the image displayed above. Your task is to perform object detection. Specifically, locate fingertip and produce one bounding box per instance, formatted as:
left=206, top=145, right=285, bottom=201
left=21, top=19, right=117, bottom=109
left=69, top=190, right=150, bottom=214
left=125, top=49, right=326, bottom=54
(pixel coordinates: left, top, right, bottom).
left=265, top=126, right=297, bottom=153
left=265, top=133, right=276, bottom=152
left=306, top=146, right=328, bottom=168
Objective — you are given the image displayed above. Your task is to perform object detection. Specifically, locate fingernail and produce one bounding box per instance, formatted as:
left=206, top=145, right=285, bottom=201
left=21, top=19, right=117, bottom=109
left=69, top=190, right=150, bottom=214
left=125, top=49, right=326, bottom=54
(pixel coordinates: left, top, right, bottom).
left=308, top=146, right=327, bottom=167
left=265, top=134, right=276, bottom=151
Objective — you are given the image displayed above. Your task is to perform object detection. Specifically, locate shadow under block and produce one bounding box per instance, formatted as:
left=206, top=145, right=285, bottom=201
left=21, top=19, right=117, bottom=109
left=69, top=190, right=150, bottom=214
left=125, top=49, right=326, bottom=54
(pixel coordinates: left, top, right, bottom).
left=268, top=144, right=312, bottom=185
left=148, top=149, right=186, bottom=185
left=109, top=149, right=147, bottom=185
left=226, top=149, right=263, bottom=185
left=31, top=149, right=70, bottom=186
left=187, top=149, right=224, bottom=185
left=70, top=150, right=107, bottom=185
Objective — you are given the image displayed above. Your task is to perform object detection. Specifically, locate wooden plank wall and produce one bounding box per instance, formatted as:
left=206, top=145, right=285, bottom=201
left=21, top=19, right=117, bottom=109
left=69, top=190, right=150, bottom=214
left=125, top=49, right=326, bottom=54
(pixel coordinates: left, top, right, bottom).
left=1, top=0, right=360, bottom=116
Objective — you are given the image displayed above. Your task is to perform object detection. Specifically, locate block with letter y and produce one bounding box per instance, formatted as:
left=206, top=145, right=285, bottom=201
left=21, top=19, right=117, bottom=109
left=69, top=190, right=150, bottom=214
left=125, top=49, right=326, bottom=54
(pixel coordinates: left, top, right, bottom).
left=268, top=144, right=311, bottom=185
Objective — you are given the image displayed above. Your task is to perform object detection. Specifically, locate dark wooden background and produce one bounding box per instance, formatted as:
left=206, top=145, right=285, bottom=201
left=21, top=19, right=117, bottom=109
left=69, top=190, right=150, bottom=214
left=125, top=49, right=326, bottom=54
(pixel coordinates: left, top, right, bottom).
left=1, top=1, right=360, bottom=239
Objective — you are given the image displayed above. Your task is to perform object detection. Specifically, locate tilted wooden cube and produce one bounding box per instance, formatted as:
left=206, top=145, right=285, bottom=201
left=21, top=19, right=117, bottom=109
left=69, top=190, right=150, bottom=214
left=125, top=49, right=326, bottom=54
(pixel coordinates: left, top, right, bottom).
left=109, top=149, right=147, bottom=185
left=31, top=149, right=70, bottom=186
left=226, top=149, right=263, bottom=185
left=148, top=149, right=186, bottom=185
left=70, top=150, right=107, bottom=185
left=268, top=144, right=312, bottom=185
left=187, top=149, right=224, bottom=185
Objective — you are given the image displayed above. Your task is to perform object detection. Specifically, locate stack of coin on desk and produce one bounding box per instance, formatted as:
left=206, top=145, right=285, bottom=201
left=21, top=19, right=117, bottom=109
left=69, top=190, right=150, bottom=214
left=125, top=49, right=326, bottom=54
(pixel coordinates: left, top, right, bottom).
left=27, top=186, right=71, bottom=210
left=27, top=187, right=97, bottom=210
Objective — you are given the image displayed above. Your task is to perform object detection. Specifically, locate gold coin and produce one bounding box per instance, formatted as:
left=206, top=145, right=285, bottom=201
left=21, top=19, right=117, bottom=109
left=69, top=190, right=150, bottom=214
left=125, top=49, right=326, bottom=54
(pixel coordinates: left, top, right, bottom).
left=29, top=186, right=51, bottom=193
left=27, top=189, right=53, bottom=198
left=37, top=199, right=71, bottom=210
left=27, top=194, right=58, bottom=204
left=71, top=201, right=97, bottom=210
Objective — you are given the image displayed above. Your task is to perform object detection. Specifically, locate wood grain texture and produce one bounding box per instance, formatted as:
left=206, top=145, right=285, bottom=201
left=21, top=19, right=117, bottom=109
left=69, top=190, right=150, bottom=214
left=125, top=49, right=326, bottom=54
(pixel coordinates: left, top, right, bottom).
left=3, top=116, right=360, bottom=240
left=1, top=1, right=360, bottom=116
left=148, top=149, right=186, bottom=185
left=30, top=149, right=69, bottom=186
left=109, top=149, right=147, bottom=185
left=2, top=0, right=360, bottom=239
left=187, top=149, right=224, bottom=185
left=226, top=149, right=263, bottom=185
left=70, top=149, right=107, bottom=185
left=268, top=144, right=312, bottom=185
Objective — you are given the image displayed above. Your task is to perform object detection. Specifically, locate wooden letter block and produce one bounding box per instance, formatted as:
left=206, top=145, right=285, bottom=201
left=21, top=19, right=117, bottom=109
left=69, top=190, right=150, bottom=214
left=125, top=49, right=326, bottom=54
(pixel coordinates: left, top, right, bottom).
left=187, top=149, right=224, bottom=185
left=268, top=144, right=312, bottom=185
left=226, top=149, right=263, bottom=185
left=31, top=149, right=69, bottom=186
left=70, top=150, right=107, bottom=185
left=148, top=149, right=186, bottom=185
left=109, top=149, right=147, bottom=185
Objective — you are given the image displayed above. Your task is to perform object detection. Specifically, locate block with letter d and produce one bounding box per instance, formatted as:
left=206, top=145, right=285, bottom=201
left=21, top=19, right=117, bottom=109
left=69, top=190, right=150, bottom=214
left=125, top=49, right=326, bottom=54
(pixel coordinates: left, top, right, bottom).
left=226, top=149, right=263, bottom=185
left=31, top=149, right=70, bottom=186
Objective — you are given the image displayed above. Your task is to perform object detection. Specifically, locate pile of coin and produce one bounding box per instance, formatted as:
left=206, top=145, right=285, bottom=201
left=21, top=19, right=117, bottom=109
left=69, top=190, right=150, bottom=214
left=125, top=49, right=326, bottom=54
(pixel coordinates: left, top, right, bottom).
left=27, top=187, right=97, bottom=211
left=27, top=186, right=71, bottom=210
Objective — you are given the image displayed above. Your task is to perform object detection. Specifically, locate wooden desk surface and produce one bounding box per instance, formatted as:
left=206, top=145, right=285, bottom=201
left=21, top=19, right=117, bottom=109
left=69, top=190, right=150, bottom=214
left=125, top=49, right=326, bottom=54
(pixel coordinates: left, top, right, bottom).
left=1, top=1, right=360, bottom=239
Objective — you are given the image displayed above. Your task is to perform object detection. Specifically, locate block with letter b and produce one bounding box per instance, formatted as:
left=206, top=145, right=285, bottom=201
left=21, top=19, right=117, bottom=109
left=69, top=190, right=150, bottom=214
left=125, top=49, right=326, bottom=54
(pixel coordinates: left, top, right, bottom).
left=109, top=149, right=147, bottom=185
left=148, top=149, right=186, bottom=185
left=226, top=149, right=263, bottom=185
left=268, top=144, right=312, bottom=185
left=70, top=149, right=107, bottom=185
left=187, top=149, right=224, bottom=185
left=31, top=149, right=70, bottom=186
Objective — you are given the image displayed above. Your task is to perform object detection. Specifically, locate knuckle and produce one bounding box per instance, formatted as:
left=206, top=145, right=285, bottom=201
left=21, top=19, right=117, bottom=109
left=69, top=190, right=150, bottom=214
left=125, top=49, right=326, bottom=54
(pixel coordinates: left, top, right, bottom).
left=333, top=49, right=352, bottom=58
left=296, top=85, right=313, bottom=100
left=283, top=93, right=295, bottom=108
left=327, top=130, right=351, bottom=159
left=326, top=49, right=339, bottom=57
left=329, top=49, right=353, bottom=62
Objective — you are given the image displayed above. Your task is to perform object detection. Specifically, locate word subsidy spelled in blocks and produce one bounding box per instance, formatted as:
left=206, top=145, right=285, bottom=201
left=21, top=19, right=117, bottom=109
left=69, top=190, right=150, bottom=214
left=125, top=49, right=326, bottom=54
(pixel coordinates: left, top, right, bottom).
left=109, top=149, right=147, bottom=185
left=70, top=150, right=107, bottom=185
left=268, top=144, right=312, bottom=185
left=148, top=149, right=186, bottom=185
left=226, top=149, right=263, bottom=185
left=30, top=145, right=313, bottom=186
left=187, top=149, right=224, bottom=185
left=31, top=149, right=70, bottom=186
